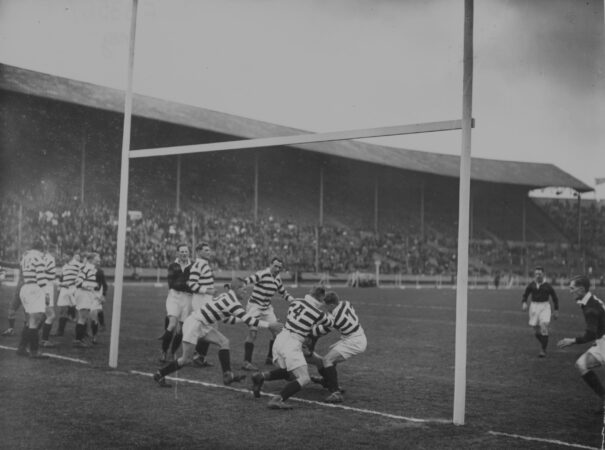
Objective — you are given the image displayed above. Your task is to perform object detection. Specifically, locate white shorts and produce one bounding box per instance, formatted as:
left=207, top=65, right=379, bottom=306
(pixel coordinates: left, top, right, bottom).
left=75, top=289, right=95, bottom=310
left=246, top=302, right=277, bottom=331
left=20, top=283, right=46, bottom=314
left=585, top=337, right=605, bottom=365
left=192, top=293, right=213, bottom=311
left=528, top=302, right=551, bottom=327
left=166, top=290, right=192, bottom=322
left=182, top=315, right=214, bottom=345
left=91, top=290, right=104, bottom=312
left=43, top=283, right=56, bottom=307
left=57, top=286, right=77, bottom=307
left=273, top=329, right=307, bottom=372
left=329, top=329, right=367, bottom=360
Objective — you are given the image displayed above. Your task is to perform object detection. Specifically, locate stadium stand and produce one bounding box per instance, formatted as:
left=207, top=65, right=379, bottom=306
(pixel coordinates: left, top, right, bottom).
left=1, top=63, right=602, bottom=281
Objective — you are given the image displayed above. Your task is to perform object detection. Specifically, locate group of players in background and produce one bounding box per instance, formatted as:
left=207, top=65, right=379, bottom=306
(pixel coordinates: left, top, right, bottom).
left=1, top=240, right=108, bottom=356
left=153, top=242, right=367, bottom=409
left=2, top=241, right=605, bottom=412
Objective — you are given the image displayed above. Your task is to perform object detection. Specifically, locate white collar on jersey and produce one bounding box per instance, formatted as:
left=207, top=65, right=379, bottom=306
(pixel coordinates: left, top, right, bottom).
left=303, top=294, right=323, bottom=308
left=577, top=292, right=593, bottom=306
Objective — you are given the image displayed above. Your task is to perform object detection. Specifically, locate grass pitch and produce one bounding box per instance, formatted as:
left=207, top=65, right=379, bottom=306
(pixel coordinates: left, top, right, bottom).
left=2, top=283, right=605, bottom=449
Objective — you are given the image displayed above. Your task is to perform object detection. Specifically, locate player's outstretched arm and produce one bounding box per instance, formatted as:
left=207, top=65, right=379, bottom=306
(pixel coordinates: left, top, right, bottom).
left=557, top=338, right=575, bottom=348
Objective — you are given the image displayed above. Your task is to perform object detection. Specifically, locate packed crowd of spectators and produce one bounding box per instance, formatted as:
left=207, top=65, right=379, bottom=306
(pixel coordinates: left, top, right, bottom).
left=537, top=198, right=605, bottom=247
left=0, top=194, right=460, bottom=275
left=1, top=193, right=603, bottom=277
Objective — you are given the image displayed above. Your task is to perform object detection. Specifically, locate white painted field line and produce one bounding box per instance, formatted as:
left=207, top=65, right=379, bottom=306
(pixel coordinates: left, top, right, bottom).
left=0, top=344, right=90, bottom=364
left=130, top=370, right=447, bottom=424
left=488, top=431, right=599, bottom=450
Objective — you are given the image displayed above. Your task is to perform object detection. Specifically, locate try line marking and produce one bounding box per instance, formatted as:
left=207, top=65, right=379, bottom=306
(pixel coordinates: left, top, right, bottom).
left=0, top=344, right=90, bottom=364
left=2, top=345, right=598, bottom=449
left=488, top=431, right=600, bottom=450
left=130, top=370, right=447, bottom=424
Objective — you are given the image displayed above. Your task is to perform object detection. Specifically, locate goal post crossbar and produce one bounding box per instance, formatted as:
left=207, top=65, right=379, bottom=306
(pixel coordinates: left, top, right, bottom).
left=129, top=119, right=474, bottom=159
left=112, top=0, right=475, bottom=426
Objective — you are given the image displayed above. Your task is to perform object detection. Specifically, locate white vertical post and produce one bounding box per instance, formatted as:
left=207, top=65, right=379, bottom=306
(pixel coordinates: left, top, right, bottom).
left=374, top=260, right=380, bottom=287
left=109, top=0, right=138, bottom=369
left=453, top=0, right=473, bottom=425
left=17, top=202, right=22, bottom=257
left=254, top=152, right=259, bottom=222
left=420, top=179, right=425, bottom=240
left=80, top=130, right=86, bottom=205
left=319, top=166, right=324, bottom=227
left=175, top=155, right=181, bottom=213
left=374, top=176, right=379, bottom=233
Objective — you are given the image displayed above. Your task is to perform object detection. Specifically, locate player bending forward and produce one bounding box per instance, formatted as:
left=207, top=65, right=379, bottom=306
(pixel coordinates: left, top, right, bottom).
left=153, top=278, right=283, bottom=387
left=306, top=291, right=367, bottom=403
left=250, top=286, right=333, bottom=409
left=557, top=275, right=605, bottom=414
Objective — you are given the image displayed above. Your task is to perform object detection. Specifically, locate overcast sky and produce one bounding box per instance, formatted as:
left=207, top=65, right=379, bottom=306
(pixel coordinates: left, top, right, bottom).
left=1, top=0, right=604, bottom=197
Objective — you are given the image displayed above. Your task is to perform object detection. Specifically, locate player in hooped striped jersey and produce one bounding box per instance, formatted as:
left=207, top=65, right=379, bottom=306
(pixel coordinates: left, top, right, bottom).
left=40, top=244, right=59, bottom=347
left=307, top=291, right=367, bottom=403
left=187, top=242, right=217, bottom=367
left=251, top=286, right=333, bottom=409
left=154, top=278, right=283, bottom=387
left=16, top=239, right=49, bottom=358
left=241, top=257, right=294, bottom=370
left=73, top=252, right=101, bottom=347
left=55, top=247, right=82, bottom=337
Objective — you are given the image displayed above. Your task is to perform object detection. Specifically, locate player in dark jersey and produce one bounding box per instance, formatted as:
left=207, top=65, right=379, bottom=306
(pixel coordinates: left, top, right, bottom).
left=558, top=275, right=605, bottom=413
left=522, top=266, right=559, bottom=357
left=157, top=244, right=192, bottom=362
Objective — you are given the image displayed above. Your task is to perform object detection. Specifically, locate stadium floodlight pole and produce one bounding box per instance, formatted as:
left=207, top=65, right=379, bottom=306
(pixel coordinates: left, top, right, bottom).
left=453, top=0, right=474, bottom=425
left=109, top=0, right=138, bottom=369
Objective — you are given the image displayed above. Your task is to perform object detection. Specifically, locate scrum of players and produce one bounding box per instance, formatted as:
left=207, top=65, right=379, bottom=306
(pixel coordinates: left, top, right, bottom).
left=2, top=239, right=366, bottom=409
left=152, top=241, right=367, bottom=409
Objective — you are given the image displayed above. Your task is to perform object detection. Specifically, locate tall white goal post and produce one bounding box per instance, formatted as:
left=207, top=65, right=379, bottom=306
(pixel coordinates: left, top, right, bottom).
left=110, top=0, right=475, bottom=425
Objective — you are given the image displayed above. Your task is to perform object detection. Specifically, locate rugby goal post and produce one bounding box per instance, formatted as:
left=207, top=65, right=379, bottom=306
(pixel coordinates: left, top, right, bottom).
left=110, top=0, right=474, bottom=426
